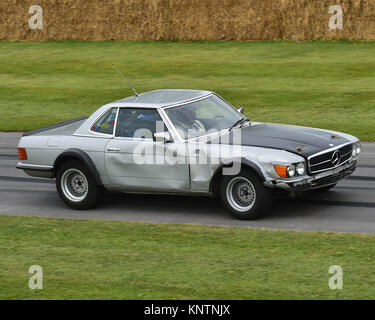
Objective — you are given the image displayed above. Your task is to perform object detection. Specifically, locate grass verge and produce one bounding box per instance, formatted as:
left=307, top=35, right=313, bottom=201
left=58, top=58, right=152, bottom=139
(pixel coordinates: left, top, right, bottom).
left=0, top=40, right=375, bottom=140
left=0, top=215, right=374, bottom=299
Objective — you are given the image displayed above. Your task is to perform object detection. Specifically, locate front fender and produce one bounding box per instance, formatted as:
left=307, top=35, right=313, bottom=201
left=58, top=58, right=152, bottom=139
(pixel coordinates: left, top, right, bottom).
left=209, top=157, right=267, bottom=194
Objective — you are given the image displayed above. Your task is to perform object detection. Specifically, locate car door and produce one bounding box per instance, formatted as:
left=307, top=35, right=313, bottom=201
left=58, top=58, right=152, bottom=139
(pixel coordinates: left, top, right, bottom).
left=105, top=107, right=190, bottom=192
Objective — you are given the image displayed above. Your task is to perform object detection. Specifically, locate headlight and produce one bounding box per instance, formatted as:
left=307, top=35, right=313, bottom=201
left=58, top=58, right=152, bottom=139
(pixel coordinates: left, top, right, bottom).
left=296, top=162, right=306, bottom=175
left=274, top=163, right=303, bottom=178
left=356, top=142, right=361, bottom=154
left=287, top=164, right=296, bottom=177
left=352, top=142, right=361, bottom=157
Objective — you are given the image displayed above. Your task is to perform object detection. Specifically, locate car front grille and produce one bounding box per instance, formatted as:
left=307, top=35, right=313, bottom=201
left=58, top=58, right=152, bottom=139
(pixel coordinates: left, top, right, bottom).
left=292, top=161, right=357, bottom=191
left=308, top=143, right=353, bottom=174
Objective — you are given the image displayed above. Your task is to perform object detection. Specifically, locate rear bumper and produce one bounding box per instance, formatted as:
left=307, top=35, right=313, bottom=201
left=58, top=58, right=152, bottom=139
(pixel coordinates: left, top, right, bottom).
left=16, top=162, right=54, bottom=179
left=266, top=160, right=357, bottom=192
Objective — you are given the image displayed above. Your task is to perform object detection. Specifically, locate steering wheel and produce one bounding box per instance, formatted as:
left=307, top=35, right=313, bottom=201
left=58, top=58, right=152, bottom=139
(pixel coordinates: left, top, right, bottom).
left=214, top=115, right=225, bottom=120
left=191, top=120, right=206, bottom=133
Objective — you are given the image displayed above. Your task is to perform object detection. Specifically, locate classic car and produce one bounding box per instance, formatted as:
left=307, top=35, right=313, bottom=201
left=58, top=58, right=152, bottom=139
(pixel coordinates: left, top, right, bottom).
left=16, top=89, right=361, bottom=219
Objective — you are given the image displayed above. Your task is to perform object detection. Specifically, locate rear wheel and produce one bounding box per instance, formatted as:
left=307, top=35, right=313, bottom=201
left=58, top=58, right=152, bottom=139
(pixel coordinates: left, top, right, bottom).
left=220, top=169, right=273, bottom=220
left=56, top=160, right=101, bottom=210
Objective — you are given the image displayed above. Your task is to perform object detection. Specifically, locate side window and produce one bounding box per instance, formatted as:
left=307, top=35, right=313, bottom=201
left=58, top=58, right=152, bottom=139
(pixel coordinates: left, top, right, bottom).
left=116, top=108, right=166, bottom=139
left=91, top=108, right=118, bottom=135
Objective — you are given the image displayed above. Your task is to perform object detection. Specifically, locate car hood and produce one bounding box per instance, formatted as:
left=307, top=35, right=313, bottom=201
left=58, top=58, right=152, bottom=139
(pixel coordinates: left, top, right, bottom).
left=210, top=122, right=351, bottom=158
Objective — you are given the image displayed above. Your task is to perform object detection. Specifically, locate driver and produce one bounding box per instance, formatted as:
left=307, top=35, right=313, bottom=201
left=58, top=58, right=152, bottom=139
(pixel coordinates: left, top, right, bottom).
left=168, top=104, right=206, bottom=139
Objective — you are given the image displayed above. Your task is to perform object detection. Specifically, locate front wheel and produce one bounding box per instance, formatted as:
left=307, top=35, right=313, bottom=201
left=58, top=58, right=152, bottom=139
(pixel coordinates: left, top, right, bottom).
left=56, top=160, right=102, bottom=210
left=220, top=169, right=273, bottom=220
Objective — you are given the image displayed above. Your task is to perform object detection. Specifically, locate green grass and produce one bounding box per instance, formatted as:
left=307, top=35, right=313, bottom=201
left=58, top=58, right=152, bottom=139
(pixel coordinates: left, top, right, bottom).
left=0, top=215, right=374, bottom=299
left=0, top=40, right=375, bottom=140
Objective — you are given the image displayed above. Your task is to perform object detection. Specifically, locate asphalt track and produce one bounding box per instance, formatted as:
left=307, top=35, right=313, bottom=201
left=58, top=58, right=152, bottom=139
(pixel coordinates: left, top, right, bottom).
left=0, top=133, right=374, bottom=234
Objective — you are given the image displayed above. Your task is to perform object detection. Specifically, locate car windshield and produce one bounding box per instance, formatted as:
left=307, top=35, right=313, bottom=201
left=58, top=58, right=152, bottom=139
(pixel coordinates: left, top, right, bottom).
left=165, top=95, right=244, bottom=140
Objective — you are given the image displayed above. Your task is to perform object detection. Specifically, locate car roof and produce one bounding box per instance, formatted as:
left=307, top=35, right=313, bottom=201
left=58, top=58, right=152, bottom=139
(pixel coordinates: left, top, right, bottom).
left=112, top=89, right=212, bottom=108
left=75, top=89, right=214, bottom=136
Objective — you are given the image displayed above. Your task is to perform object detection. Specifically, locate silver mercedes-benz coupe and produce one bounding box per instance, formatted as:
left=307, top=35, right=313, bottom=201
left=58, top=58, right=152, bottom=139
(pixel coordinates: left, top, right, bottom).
left=16, top=89, right=361, bottom=219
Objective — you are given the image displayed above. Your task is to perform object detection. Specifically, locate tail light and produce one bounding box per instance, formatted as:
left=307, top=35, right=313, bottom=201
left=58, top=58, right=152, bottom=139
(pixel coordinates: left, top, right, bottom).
left=17, top=148, right=28, bottom=160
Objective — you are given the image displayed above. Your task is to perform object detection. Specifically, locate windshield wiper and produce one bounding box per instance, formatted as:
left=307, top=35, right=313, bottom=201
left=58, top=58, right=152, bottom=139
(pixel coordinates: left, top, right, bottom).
left=240, top=118, right=251, bottom=128
left=228, top=118, right=248, bottom=131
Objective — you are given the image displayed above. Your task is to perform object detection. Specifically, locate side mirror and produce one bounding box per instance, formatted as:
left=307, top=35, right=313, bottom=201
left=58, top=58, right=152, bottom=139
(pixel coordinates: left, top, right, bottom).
left=237, top=106, right=244, bottom=114
left=153, top=131, right=173, bottom=143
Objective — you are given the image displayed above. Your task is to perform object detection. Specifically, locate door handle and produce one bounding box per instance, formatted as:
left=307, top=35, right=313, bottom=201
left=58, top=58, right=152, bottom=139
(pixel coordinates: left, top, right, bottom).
left=107, top=147, right=120, bottom=152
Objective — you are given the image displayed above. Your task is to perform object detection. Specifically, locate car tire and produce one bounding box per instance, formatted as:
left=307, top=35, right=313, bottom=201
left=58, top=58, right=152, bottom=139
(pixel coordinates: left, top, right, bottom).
left=56, top=160, right=102, bottom=210
left=314, top=183, right=337, bottom=193
left=220, top=169, right=273, bottom=220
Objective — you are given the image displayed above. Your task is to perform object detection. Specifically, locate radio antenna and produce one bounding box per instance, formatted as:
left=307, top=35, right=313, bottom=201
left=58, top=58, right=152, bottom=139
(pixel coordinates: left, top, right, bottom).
left=112, top=64, right=138, bottom=97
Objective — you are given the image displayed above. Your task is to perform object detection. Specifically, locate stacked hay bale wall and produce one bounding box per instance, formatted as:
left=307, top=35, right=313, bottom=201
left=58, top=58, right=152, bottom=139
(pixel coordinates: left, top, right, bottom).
left=1, top=0, right=374, bottom=40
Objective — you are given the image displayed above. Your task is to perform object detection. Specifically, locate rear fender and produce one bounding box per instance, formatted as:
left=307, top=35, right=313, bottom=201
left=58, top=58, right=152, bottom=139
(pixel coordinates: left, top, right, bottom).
left=53, top=149, right=102, bottom=185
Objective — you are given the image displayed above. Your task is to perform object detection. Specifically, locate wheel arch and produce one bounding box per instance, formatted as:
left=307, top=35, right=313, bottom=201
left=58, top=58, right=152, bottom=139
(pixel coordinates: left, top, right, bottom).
left=209, top=158, right=266, bottom=196
left=53, top=149, right=102, bottom=186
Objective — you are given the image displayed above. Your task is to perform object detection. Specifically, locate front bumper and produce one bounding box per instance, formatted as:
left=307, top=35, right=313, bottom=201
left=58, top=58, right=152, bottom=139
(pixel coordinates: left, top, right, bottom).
left=265, top=160, right=357, bottom=192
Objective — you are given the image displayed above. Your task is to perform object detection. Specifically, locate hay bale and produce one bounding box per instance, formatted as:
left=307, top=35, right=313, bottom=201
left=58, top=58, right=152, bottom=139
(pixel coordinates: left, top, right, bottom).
left=0, top=0, right=374, bottom=40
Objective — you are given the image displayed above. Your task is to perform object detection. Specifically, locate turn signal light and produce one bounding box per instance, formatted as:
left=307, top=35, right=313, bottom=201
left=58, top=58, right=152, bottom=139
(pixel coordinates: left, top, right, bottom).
left=274, top=165, right=288, bottom=178
left=17, top=148, right=28, bottom=160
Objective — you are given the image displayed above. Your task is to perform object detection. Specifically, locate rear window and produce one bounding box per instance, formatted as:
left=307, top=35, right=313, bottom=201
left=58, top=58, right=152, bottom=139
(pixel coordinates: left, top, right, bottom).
left=91, top=108, right=118, bottom=135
